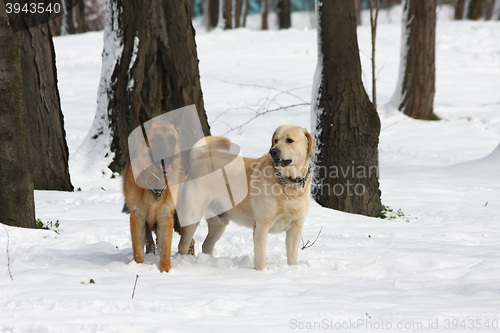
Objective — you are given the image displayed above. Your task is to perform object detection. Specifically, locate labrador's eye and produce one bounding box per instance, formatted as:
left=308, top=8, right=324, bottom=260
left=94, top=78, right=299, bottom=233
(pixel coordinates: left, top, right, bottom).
left=286, top=138, right=294, bottom=144
left=274, top=139, right=278, bottom=144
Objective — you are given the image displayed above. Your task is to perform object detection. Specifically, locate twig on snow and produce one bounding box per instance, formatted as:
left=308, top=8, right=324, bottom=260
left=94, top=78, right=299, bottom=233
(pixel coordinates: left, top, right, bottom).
left=131, top=274, right=139, bottom=299
left=301, top=226, right=323, bottom=250
left=2, top=225, right=13, bottom=280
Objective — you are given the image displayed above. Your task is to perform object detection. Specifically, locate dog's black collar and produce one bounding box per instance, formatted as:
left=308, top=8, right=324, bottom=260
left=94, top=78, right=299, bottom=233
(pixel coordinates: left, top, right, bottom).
left=274, top=165, right=312, bottom=188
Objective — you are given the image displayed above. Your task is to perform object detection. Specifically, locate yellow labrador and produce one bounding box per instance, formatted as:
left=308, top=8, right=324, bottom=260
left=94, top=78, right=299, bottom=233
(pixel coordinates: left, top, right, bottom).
left=177, top=125, right=315, bottom=270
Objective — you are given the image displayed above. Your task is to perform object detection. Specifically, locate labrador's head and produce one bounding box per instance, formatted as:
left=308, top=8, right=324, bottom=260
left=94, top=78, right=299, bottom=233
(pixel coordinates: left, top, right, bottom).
left=269, top=125, right=315, bottom=177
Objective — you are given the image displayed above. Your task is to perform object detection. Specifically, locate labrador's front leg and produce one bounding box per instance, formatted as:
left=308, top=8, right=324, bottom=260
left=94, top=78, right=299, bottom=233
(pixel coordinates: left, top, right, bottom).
left=285, top=225, right=303, bottom=266
left=253, top=222, right=271, bottom=270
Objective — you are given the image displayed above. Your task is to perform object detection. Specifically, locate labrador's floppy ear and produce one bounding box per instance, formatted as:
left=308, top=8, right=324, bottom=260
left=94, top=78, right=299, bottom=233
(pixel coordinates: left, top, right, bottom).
left=269, top=129, right=278, bottom=153
left=304, top=129, right=315, bottom=158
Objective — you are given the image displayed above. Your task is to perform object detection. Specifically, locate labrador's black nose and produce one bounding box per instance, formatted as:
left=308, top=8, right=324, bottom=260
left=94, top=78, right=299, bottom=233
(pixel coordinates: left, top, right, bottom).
left=270, top=147, right=280, bottom=161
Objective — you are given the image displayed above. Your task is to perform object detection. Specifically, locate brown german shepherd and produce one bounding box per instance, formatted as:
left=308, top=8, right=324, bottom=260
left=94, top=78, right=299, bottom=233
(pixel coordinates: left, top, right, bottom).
left=122, top=106, right=192, bottom=272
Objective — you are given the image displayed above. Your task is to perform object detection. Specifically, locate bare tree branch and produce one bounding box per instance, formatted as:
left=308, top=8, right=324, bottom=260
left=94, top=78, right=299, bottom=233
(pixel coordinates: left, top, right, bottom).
left=224, top=102, right=310, bottom=135
left=209, top=78, right=311, bottom=135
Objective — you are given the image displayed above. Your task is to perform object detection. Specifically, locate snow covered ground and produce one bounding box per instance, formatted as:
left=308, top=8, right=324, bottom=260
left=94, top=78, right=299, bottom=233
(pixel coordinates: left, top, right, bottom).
left=2, top=6, right=500, bottom=332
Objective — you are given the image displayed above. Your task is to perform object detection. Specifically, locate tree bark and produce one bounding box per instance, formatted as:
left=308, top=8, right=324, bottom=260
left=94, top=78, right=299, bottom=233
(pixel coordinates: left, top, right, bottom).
left=370, top=0, right=380, bottom=109
left=393, top=0, right=436, bottom=120
left=205, top=0, right=219, bottom=30
left=49, top=15, right=63, bottom=36
left=262, top=0, right=270, bottom=30
left=75, top=0, right=87, bottom=33
left=467, top=0, right=486, bottom=19
left=277, top=0, right=291, bottom=29
left=224, top=0, right=232, bottom=29
left=484, top=0, right=495, bottom=19
left=99, top=0, right=210, bottom=173
left=21, top=23, right=73, bottom=191
left=64, top=0, right=77, bottom=34
left=50, top=0, right=105, bottom=36
left=0, top=11, right=36, bottom=228
left=311, top=0, right=382, bottom=217
left=235, top=0, right=243, bottom=28
left=242, top=0, right=250, bottom=27
left=355, top=0, right=362, bottom=25
left=454, top=0, right=465, bottom=19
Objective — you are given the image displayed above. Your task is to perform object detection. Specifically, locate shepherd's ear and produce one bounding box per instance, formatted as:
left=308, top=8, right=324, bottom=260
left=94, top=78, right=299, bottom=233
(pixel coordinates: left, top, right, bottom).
left=138, top=104, right=151, bottom=125
left=304, top=129, right=315, bottom=158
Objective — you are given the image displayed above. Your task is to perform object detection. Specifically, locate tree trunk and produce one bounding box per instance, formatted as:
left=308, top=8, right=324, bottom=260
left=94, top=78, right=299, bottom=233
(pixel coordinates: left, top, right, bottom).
left=49, top=15, right=63, bottom=36
left=392, top=0, right=436, bottom=120
left=21, top=24, right=73, bottom=191
left=356, top=0, right=362, bottom=25
left=454, top=0, right=465, bottom=19
left=206, top=0, right=220, bottom=30
left=0, top=12, right=36, bottom=228
left=64, top=0, right=77, bottom=34
left=277, top=0, right=291, bottom=29
left=235, top=0, right=243, bottom=28
left=485, top=0, right=496, bottom=19
left=50, top=0, right=105, bottom=36
left=224, top=0, right=232, bottom=29
left=370, top=0, right=380, bottom=109
left=311, top=0, right=382, bottom=217
left=242, top=0, right=250, bottom=27
left=89, top=0, right=210, bottom=174
left=467, top=0, right=486, bottom=19
left=262, top=0, right=270, bottom=30
left=75, top=0, right=87, bottom=33
left=85, top=0, right=106, bottom=31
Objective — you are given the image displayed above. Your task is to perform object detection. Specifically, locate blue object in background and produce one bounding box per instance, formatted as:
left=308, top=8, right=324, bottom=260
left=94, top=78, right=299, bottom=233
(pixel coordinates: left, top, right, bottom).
left=192, top=0, right=316, bottom=17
